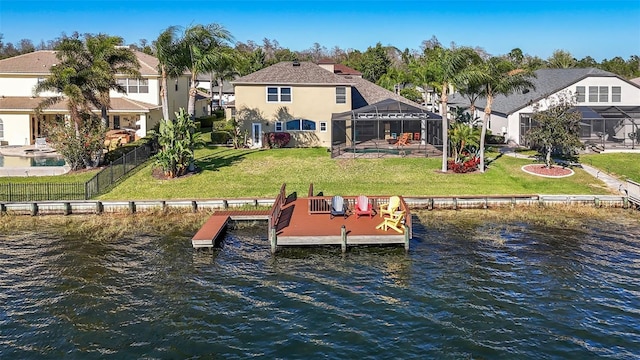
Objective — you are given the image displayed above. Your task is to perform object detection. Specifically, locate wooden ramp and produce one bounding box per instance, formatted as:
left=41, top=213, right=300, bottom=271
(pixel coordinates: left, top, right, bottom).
left=192, top=215, right=230, bottom=248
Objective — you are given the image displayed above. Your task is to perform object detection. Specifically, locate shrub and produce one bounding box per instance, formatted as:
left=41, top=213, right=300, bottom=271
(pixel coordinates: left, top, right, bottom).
left=265, top=132, right=291, bottom=148
left=211, top=130, right=231, bottom=144
left=485, top=134, right=505, bottom=144
left=448, top=156, right=479, bottom=173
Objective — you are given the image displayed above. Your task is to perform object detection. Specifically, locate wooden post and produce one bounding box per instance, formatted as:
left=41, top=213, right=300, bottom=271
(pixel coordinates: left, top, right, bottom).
left=223, top=199, right=229, bottom=209
left=270, top=227, right=277, bottom=254
left=483, top=197, right=488, bottom=209
left=161, top=200, right=167, bottom=213
left=64, top=202, right=71, bottom=215
left=428, top=198, right=434, bottom=211
left=31, top=202, right=38, bottom=216
left=623, top=197, right=629, bottom=209
left=191, top=200, right=198, bottom=213
left=594, top=197, right=600, bottom=208
left=95, top=201, right=104, bottom=214
left=404, top=225, right=410, bottom=252
left=129, top=201, right=136, bottom=214
left=341, top=225, right=347, bottom=253
left=452, top=197, right=458, bottom=210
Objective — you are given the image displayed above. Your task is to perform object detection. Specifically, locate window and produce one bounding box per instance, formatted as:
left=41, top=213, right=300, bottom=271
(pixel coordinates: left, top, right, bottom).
left=588, top=86, right=598, bottom=102
left=117, top=78, right=149, bottom=94
left=275, top=121, right=283, bottom=132
left=286, top=119, right=316, bottom=131
left=336, top=87, right=346, bottom=104
left=175, top=80, right=179, bottom=91
left=576, top=86, right=585, bottom=102
left=0, top=118, right=3, bottom=138
left=320, top=122, right=327, bottom=132
left=599, top=86, right=608, bottom=102
left=266, top=86, right=292, bottom=102
left=612, top=86, right=621, bottom=102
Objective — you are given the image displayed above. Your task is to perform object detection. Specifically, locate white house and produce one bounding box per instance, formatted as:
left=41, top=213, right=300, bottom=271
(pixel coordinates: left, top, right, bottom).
left=451, top=68, right=640, bottom=149
left=0, top=50, right=193, bottom=146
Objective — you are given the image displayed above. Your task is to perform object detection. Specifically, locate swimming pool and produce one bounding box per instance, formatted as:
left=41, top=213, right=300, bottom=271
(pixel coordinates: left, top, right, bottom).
left=0, top=154, right=66, bottom=167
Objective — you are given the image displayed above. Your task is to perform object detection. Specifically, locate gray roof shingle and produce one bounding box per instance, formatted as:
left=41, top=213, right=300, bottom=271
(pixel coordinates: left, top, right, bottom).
left=233, top=61, right=353, bottom=85
left=450, top=68, right=624, bottom=115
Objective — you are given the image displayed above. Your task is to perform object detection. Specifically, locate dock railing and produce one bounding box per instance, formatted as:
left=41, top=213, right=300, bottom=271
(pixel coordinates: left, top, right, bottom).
left=268, top=183, right=287, bottom=231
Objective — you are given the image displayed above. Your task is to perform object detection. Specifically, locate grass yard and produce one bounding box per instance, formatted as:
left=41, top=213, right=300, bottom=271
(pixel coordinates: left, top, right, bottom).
left=580, top=153, right=640, bottom=182
left=99, top=146, right=611, bottom=200
left=0, top=168, right=99, bottom=184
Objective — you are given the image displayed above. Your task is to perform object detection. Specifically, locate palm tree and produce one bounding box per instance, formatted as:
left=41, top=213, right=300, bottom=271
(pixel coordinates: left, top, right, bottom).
left=182, top=23, right=233, bottom=119
left=208, top=48, right=239, bottom=112
left=154, top=26, right=187, bottom=121
left=477, top=57, right=535, bottom=172
left=85, top=34, right=140, bottom=127
left=430, top=47, right=484, bottom=172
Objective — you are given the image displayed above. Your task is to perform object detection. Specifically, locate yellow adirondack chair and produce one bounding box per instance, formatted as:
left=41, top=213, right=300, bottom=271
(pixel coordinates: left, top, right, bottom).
left=376, top=210, right=405, bottom=233
left=379, top=196, right=401, bottom=218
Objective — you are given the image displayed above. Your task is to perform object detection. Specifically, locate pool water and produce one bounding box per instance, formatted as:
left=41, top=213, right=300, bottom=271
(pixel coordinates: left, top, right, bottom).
left=0, top=154, right=66, bottom=167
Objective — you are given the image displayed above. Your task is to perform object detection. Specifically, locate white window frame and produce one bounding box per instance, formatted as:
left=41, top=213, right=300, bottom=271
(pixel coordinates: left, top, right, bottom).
left=612, top=86, right=621, bottom=102
left=266, top=86, right=292, bottom=103
left=118, top=78, right=149, bottom=94
left=599, top=86, right=608, bottom=102
left=285, top=119, right=316, bottom=131
left=0, top=118, right=4, bottom=139
left=320, top=122, right=327, bottom=132
left=576, top=86, right=585, bottom=102
left=588, top=86, right=598, bottom=102
left=275, top=121, right=283, bottom=132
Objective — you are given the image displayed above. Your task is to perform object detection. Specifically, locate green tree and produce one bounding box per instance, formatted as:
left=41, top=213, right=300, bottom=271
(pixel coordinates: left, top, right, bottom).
left=182, top=23, right=234, bottom=119
left=153, top=108, right=202, bottom=178
left=34, top=38, right=104, bottom=169
left=525, top=92, right=583, bottom=168
left=546, top=49, right=576, bottom=68
left=449, top=121, right=480, bottom=164
left=359, top=43, right=391, bottom=83
left=85, top=34, right=140, bottom=127
left=477, top=57, right=535, bottom=172
left=399, top=87, right=423, bottom=103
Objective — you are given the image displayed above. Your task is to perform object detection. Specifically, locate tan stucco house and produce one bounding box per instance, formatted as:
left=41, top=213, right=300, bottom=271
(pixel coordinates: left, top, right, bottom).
left=232, top=60, right=442, bottom=154
left=0, top=50, right=193, bottom=146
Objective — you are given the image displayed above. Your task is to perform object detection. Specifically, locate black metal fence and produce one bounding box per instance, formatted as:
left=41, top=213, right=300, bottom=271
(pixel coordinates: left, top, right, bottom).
left=85, top=145, right=153, bottom=199
left=0, top=145, right=154, bottom=202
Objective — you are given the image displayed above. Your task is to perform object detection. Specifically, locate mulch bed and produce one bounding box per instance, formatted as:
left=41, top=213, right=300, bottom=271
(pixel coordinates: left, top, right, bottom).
left=522, top=164, right=574, bottom=177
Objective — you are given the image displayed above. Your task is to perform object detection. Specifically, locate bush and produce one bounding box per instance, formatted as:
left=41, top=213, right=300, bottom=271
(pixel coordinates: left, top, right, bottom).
left=448, top=157, right=479, bottom=173
left=211, top=131, right=231, bottom=144
left=265, top=132, right=291, bottom=148
left=485, top=134, right=505, bottom=144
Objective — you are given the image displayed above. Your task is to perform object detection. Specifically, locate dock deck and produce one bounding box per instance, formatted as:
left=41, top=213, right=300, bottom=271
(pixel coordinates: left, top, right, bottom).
left=191, top=210, right=270, bottom=248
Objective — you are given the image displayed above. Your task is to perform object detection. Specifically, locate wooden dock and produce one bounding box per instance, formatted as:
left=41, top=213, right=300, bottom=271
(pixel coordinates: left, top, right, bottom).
left=191, top=210, right=270, bottom=248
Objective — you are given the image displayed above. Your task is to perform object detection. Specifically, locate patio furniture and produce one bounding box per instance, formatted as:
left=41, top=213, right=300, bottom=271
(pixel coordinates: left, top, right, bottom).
left=330, top=195, right=349, bottom=219
left=397, top=133, right=410, bottom=146
left=379, top=196, right=401, bottom=218
left=354, top=195, right=376, bottom=218
left=376, top=210, right=405, bottom=233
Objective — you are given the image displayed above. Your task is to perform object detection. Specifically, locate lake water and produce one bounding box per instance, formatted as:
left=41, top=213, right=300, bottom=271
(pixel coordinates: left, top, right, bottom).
left=1, top=214, right=639, bottom=359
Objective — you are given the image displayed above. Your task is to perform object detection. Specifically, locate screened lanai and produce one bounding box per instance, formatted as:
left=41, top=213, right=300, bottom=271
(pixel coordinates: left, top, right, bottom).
left=579, top=106, right=640, bottom=149
left=330, top=99, right=443, bottom=158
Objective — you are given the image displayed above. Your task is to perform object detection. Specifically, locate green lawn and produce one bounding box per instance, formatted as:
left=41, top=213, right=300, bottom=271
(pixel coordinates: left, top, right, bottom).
left=98, top=146, right=611, bottom=200
left=580, top=153, right=640, bottom=182
left=0, top=169, right=99, bottom=184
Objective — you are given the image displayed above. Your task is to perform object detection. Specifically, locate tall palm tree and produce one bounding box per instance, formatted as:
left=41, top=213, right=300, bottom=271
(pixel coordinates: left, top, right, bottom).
left=477, top=57, right=535, bottom=172
left=34, top=38, right=99, bottom=134
left=430, top=47, right=484, bottom=172
left=209, top=48, right=239, bottom=112
left=154, top=26, right=187, bottom=121
left=85, top=34, right=140, bottom=127
left=182, top=23, right=233, bottom=119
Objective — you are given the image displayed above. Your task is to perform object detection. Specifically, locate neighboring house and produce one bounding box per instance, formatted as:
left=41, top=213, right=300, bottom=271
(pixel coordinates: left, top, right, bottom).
left=196, top=74, right=236, bottom=110
left=231, top=60, right=441, bottom=151
left=450, top=68, right=640, bottom=149
left=0, top=50, right=191, bottom=146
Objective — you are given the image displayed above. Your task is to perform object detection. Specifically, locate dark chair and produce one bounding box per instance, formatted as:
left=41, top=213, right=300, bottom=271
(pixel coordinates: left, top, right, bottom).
left=330, top=195, right=349, bottom=219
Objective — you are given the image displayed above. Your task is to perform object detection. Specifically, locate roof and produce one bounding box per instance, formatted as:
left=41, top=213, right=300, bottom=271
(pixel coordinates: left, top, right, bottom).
left=450, top=68, right=627, bottom=115
left=0, top=50, right=160, bottom=76
left=349, top=76, right=424, bottom=110
left=332, top=98, right=441, bottom=121
left=0, top=96, right=159, bottom=112
left=232, top=61, right=353, bottom=85
left=631, top=77, right=640, bottom=86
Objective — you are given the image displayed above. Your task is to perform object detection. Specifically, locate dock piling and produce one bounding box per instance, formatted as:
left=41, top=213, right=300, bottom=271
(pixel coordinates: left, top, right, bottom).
left=341, top=225, right=347, bottom=253
left=270, top=227, right=277, bottom=254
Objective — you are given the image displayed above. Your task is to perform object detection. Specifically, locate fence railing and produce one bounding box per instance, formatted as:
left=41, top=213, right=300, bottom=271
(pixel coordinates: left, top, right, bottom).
left=0, top=144, right=153, bottom=202
left=85, top=145, right=153, bottom=199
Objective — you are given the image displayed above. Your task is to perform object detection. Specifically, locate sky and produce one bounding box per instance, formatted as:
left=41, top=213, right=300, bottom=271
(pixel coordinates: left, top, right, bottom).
left=1, top=0, right=639, bottom=61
